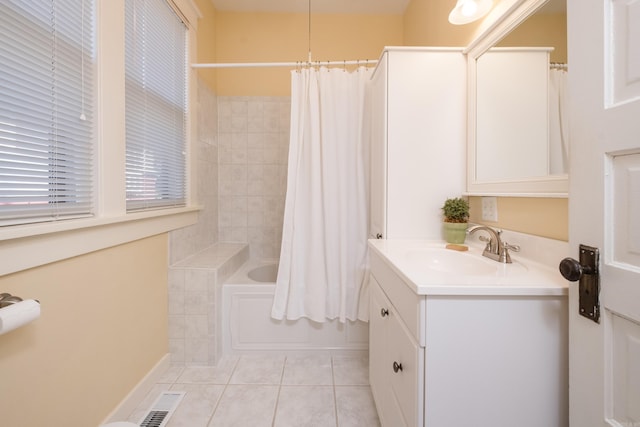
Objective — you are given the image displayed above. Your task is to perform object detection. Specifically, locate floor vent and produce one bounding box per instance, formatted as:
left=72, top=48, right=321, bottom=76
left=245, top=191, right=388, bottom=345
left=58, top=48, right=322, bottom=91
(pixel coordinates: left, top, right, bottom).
left=138, top=391, right=185, bottom=427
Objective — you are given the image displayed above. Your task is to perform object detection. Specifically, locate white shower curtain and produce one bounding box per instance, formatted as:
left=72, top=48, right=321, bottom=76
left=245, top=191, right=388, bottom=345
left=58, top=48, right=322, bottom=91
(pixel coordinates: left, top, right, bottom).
left=549, top=69, right=569, bottom=175
left=272, top=66, right=372, bottom=323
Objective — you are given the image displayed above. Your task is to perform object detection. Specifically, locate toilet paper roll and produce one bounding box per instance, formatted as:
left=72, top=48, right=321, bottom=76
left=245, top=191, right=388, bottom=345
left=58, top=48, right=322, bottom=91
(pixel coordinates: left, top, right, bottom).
left=0, top=299, right=40, bottom=335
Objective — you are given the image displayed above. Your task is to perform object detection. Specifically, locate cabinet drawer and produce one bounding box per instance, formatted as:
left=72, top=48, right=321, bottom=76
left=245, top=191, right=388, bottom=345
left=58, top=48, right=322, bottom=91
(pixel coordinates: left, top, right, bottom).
left=387, top=298, right=424, bottom=427
left=370, top=277, right=424, bottom=427
left=371, top=250, right=424, bottom=345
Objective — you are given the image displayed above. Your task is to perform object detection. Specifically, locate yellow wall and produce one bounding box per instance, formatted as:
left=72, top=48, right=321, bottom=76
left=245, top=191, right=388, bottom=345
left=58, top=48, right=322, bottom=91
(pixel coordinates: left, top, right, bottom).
left=213, top=12, right=403, bottom=96
left=0, top=235, right=168, bottom=427
left=468, top=196, right=568, bottom=241
left=403, top=0, right=482, bottom=46
left=498, top=12, right=567, bottom=62
left=194, top=0, right=217, bottom=92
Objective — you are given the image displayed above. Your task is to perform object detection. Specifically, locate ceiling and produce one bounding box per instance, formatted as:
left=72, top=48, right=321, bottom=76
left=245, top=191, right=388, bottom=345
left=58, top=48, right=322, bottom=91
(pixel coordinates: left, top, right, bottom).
left=209, top=0, right=565, bottom=16
left=210, top=0, right=412, bottom=14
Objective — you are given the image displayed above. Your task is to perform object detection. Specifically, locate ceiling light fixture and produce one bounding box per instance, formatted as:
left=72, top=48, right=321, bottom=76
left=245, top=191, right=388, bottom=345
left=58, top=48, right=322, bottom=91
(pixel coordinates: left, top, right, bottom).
left=448, top=0, right=493, bottom=25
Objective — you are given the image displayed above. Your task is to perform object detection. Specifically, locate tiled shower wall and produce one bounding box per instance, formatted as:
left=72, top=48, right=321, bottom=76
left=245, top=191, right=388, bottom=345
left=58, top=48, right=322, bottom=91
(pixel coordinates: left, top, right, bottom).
left=167, top=91, right=291, bottom=365
left=218, top=96, right=291, bottom=260
left=169, top=78, right=219, bottom=263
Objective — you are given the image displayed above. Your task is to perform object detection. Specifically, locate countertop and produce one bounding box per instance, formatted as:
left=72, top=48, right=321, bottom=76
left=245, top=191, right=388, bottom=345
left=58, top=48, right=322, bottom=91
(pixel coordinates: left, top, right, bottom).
left=368, top=239, right=568, bottom=297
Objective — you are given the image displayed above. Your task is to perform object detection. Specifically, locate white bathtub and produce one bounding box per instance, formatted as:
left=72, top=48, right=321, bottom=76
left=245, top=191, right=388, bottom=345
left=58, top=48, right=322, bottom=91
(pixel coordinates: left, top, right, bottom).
left=222, top=259, right=369, bottom=355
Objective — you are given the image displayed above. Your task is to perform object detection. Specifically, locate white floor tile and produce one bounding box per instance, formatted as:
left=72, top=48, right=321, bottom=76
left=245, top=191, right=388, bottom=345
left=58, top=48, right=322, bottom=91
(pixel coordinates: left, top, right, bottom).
left=229, top=355, right=285, bottom=385
left=207, top=385, right=279, bottom=427
left=175, top=357, right=238, bottom=384
left=158, top=366, right=185, bottom=383
left=332, top=356, right=370, bottom=386
left=274, top=385, right=336, bottom=427
left=126, top=354, right=380, bottom=427
left=282, top=355, right=333, bottom=385
left=166, top=384, right=225, bottom=427
left=335, top=386, right=381, bottom=427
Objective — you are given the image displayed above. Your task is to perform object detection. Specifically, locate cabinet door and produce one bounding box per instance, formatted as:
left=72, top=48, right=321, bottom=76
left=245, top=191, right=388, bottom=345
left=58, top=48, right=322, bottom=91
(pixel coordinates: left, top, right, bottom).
left=369, top=54, right=387, bottom=239
left=370, top=277, right=421, bottom=427
left=385, top=50, right=466, bottom=239
left=370, top=278, right=404, bottom=426
left=387, top=302, right=424, bottom=427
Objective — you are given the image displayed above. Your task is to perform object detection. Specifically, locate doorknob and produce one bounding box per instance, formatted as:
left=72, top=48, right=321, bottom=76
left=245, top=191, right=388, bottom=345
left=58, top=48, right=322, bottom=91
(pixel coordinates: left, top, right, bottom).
left=559, top=257, right=594, bottom=281
left=558, top=244, right=600, bottom=323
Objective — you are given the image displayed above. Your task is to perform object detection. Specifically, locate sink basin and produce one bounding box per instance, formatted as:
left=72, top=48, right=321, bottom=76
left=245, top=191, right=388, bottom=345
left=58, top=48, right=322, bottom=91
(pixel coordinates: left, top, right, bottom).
left=368, top=239, right=562, bottom=295
left=403, top=248, right=499, bottom=275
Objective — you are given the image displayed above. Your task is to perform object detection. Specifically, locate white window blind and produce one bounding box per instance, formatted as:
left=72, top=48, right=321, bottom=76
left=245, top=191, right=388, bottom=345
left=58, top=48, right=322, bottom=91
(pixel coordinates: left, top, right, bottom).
left=0, top=0, right=95, bottom=226
left=125, top=0, right=187, bottom=211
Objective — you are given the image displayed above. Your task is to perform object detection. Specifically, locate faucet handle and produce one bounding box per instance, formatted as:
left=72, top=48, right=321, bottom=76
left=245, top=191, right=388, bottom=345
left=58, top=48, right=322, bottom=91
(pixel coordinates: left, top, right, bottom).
left=499, top=241, right=520, bottom=263
left=503, top=242, right=520, bottom=252
left=478, top=235, right=493, bottom=251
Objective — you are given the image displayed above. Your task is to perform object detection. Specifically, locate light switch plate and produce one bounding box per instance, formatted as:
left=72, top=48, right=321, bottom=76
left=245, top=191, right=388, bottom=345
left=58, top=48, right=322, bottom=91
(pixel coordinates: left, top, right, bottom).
left=481, top=197, right=498, bottom=222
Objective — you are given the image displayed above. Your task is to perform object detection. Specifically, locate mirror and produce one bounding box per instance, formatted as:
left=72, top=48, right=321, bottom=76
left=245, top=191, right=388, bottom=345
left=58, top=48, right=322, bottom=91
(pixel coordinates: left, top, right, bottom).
left=465, top=0, right=568, bottom=196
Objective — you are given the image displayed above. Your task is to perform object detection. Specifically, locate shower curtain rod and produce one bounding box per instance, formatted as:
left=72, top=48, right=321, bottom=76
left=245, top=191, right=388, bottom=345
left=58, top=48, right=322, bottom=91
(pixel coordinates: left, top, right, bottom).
left=191, top=59, right=378, bottom=69
left=550, top=62, right=568, bottom=70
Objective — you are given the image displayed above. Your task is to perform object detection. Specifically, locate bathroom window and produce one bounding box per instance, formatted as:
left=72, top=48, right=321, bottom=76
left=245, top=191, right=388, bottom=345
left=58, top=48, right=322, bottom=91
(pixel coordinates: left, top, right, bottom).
left=0, top=0, right=95, bottom=226
left=124, top=0, right=188, bottom=211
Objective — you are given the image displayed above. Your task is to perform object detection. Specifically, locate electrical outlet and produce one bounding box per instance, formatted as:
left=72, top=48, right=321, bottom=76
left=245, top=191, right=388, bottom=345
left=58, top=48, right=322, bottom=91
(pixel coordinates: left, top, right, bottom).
left=481, top=197, right=498, bottom=222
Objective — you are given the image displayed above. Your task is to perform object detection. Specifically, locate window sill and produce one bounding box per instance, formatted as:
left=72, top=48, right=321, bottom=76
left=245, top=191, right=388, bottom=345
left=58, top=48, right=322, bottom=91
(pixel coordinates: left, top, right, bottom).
left=0, top=206, right=200, bottom=276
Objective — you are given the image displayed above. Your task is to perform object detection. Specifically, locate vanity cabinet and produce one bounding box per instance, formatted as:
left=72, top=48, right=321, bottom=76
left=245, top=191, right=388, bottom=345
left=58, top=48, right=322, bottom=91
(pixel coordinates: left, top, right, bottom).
left=369, top=47, right=466, bottom=240
left=368, top=244, right=568, bottom=427
left=370, top=276, right=424, bottom=427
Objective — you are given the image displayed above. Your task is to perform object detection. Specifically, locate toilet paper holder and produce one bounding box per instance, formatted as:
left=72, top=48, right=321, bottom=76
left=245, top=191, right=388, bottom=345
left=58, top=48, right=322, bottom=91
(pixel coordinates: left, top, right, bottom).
left=0, top=293, right=33, bottom=309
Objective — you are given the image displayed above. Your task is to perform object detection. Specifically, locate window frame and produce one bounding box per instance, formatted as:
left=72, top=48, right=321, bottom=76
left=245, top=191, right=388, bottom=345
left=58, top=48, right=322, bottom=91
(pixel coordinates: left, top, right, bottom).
left=0, top=0, right=202, bottom=276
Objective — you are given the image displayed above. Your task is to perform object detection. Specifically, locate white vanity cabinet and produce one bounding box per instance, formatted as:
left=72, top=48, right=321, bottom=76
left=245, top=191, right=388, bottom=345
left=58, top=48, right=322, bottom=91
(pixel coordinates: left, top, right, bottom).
left=368, top=241, right=569, bottom=427
left=369, top=47, right=466, bottom=240
left=370, top=275, right=424, bottom=427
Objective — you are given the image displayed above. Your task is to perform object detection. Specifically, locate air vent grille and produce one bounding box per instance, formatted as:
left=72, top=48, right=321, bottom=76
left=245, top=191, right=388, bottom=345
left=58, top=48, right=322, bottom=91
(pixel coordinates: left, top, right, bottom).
left=140, top=411, right=168, bottom=427
left=138, top=391, right=185, bottom=427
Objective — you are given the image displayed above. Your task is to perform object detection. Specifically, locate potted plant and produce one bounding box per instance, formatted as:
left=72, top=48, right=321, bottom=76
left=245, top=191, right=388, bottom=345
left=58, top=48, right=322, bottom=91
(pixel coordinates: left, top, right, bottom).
left=442, top=197, right=470, bottom=244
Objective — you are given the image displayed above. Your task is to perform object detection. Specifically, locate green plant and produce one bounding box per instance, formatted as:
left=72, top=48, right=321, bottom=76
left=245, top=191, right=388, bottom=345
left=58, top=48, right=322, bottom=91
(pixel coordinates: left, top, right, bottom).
left=442, top=197, right=469, bottom=223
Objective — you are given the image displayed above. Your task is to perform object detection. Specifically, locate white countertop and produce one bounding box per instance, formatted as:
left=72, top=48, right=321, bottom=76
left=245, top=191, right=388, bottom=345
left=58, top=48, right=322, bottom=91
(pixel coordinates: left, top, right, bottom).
left=368, top=239, right=568, bottom=296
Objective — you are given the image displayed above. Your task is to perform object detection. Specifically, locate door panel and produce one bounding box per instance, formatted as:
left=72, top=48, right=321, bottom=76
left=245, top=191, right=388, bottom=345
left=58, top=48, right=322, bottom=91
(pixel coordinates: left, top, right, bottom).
left=608, top=0, right=640, bottom=105
left=609, top=313, right=640, bottom=424
left=610, top=154, right=640, bottom=269
left=568, top=0, right=640, bottom=426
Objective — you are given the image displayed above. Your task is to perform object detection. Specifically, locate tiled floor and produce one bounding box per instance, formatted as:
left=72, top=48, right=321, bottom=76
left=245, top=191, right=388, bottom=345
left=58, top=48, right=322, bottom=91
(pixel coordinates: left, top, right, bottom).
left=125, top=354, right=380, bottom=427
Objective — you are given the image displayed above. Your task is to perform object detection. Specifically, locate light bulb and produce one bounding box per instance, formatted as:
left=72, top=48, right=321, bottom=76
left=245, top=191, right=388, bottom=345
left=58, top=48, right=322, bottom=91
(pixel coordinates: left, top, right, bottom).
left=461, top=1, right=478, bottom=17
left=448, top=0, right=493, bottom=25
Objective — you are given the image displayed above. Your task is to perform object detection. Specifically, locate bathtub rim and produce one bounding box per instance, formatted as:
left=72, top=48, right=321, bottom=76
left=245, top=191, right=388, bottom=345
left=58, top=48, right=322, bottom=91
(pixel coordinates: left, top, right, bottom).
left=225, top=258, right=279, bottom=285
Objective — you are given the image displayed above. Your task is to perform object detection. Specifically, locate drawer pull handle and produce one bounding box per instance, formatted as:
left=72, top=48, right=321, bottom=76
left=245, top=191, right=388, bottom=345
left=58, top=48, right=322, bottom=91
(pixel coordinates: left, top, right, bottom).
left=393, top=361, right=403, bottom=373
left=380, top=308, right=389, bottom=317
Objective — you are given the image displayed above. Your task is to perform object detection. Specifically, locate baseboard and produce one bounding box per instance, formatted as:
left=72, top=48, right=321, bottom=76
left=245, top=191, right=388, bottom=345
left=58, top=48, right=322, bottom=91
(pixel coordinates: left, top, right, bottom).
left=100, top=353, right=171, bottom=425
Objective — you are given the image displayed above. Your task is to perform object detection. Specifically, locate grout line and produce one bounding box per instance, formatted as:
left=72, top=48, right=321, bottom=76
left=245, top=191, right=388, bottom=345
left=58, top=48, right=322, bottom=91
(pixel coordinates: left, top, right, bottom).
left=331, top=356, right=340, bottom=427
left=270, top=355, right=287, bottom=427
left=203, top=356, right=240, bottom=426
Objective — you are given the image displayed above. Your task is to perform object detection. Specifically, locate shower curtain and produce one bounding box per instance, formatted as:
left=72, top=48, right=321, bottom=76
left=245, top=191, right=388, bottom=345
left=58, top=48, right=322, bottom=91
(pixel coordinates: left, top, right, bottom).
left=272, top=66, right=372, bottom=323
left=549, top=69, right=569, bottom=175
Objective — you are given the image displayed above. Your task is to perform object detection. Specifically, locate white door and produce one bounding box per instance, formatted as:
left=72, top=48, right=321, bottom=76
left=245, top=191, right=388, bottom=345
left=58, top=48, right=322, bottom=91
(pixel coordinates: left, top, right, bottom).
left=568, top=1, right=640, bottom=426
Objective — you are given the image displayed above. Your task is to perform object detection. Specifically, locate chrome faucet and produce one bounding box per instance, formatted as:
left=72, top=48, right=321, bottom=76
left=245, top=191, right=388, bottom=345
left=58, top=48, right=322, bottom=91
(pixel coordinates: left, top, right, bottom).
left=467, top=225, right=520, bottom=263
